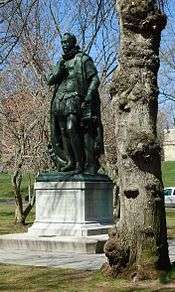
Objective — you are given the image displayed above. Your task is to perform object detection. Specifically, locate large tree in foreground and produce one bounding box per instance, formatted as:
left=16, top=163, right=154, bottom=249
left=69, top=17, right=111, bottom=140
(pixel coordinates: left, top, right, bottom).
left=104, top=0, right=171, bottom=278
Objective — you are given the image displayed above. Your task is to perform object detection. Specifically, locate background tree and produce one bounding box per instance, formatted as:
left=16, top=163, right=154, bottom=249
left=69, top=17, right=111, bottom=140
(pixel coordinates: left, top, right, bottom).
left=159, top=0, right=175, bottom=102
left=104, top=0, right=171, bottom=278
left=0, top=87, right=49, bottom=224
left=0, top=0, right=118, bottom=77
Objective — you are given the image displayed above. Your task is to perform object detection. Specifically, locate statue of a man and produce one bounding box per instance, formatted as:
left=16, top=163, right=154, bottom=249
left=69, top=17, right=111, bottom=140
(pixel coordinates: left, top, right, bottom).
left=47, top=33, right=103, bottom=175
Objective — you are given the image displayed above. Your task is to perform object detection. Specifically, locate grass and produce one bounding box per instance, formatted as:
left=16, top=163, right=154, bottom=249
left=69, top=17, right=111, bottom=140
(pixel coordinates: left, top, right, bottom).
left=0, top=172, right=34, bottom=199
left=0, top=205, right=174, bottom=290
left=0, top=264, right=175, bottom=292
left=162, top=161, right=175, bottom=187
left=166, top=208, right=175, bottom=239
left=0, top=263, right=175, bottom=291
left=0, top=172, right=14, bottom=198
left=0, top=204, right=34, bottom=235
left=0, top=266, right=134, bottom=292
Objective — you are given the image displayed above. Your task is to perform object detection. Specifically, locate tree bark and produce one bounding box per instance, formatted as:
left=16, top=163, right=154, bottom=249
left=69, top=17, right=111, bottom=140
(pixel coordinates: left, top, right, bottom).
left=13, top=166, right=24, bottom=224
left=13, top=166, right=35, bottom=225
left=104, top=0, right=170, bottom=278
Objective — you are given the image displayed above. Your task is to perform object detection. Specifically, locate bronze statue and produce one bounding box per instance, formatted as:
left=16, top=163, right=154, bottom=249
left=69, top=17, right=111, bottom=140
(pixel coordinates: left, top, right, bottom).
left=47, top=33, right=103, bottom=175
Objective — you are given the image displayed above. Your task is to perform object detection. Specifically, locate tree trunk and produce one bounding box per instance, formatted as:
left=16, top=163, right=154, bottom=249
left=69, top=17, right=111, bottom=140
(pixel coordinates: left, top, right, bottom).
left=13, top=167, right=35, bottom=225
left=12, top=167, right=24, bottom=224
left=104, top=0, right=170, bottom=278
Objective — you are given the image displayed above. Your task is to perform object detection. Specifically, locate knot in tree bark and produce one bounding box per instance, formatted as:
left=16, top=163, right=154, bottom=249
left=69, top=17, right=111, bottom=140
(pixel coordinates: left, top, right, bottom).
left=104, top=235, right=130, bottom=272
left=120, top=0, right=166, bottom=35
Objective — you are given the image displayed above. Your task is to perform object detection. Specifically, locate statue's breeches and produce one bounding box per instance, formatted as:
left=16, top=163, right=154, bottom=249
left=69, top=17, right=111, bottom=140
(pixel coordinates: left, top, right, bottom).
left=53, top=95, right=81, bottom=119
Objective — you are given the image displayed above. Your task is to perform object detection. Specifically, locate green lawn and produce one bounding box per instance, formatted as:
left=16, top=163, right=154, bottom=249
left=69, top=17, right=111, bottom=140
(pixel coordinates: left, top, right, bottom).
left=0, top=266, right=144, bottom=292
left=166, top=208, right=175, bottom=239
left=0, top=172, right=34, bottom=199
left=162, top=161, right=175, bottom=187
left=0, top=204, right=34, bottom=235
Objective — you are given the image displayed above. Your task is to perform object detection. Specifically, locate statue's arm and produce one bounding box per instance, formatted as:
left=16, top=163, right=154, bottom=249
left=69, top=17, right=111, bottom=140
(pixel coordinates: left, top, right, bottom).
left=85, top=75, right=100, bottom=102
left=84, top=59, right=100, bottom=102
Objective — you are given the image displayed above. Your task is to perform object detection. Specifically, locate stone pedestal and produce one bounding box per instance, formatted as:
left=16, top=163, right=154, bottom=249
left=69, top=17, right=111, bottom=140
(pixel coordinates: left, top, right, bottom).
left=0, top=172, right=113, bottom=254
left=28, top=173, right=113, bottom=237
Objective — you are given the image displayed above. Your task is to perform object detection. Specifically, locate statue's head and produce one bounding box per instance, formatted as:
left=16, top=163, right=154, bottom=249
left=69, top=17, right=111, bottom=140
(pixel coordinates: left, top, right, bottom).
left=61, top=33, right=77, bottom=54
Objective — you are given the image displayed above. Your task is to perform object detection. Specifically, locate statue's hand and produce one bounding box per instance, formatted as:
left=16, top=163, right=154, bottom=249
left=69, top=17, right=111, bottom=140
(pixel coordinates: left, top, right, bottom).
left=81, top=100, right=90, bottom=109
left=60, top=59, right=68, bottom=76
left=60, top=59, right=65, bottom=71
left=84, top=94, right=92, bottom=103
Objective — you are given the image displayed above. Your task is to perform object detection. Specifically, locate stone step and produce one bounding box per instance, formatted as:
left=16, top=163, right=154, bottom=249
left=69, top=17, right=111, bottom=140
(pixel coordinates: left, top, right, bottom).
left=0, top=233, right=108, bottom=254
left=0, top=249, right=106, bottom=270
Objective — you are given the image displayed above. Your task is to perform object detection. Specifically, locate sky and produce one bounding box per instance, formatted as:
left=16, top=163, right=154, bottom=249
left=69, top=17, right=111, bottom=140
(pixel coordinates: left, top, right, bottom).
left=157, top=0, right=175, bottom=125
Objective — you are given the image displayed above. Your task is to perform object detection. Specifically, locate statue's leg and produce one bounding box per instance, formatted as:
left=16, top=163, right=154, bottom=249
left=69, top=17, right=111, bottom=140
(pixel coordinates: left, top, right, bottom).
left=49, top=100, right=66, bottom=169
left=59, top=119, right=76, bottom=172
left=83, top=120, right=97, bottom=175
left=66, top=114, right=83, bottom=173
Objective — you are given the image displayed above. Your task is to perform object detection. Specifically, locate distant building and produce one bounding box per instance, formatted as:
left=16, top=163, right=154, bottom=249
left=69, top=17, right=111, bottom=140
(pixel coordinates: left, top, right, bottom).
left=163, top=128, right=175, bottom=161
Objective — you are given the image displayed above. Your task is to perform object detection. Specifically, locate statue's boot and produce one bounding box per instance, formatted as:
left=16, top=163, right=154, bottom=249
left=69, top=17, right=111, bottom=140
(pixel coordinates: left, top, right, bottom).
left=69, top=133, right=84, bottom=174
left=72, top=161, right=83, bottom=174
left=61, top=160, right=75, bottom=172
left=66, top=114, right=84, bottom=174
left=84, top=164, right=96, bottom=175
left=59, top=127, right=75, bottom=172
left=83, top=131, right=97, bottom=175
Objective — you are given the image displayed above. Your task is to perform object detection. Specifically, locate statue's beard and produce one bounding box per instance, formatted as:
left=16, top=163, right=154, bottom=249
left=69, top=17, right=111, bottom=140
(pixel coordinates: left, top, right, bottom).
left=62, top=45, right=80, bottom=60
left=62, top=47, right=69, bottom=54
